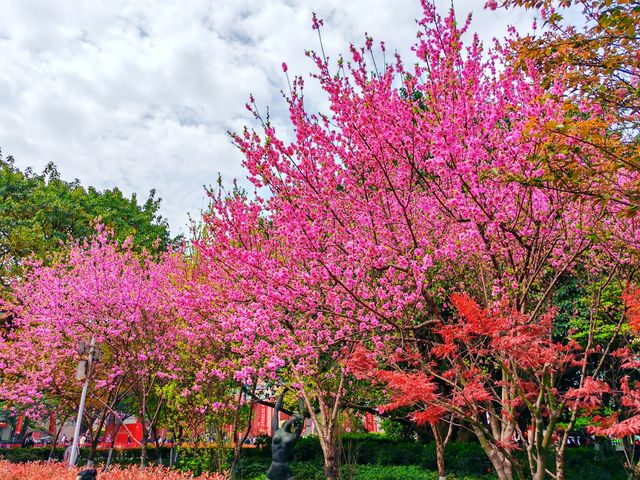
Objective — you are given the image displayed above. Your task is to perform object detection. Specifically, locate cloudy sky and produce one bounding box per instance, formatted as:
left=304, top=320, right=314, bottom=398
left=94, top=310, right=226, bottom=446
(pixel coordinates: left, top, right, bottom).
left=0, top=0, right=539, bottom=235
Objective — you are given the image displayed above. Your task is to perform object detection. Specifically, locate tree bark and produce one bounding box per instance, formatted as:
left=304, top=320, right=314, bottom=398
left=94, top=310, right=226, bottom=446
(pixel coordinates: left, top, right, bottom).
left=229, top=384, right=256, bottom=479
left=151, top=426, right=163, bottom=466
left=139, top=396, right=148, bottom=468
left=104, top=414, right=128, bottom=472
left=301, top=387, right=342, bottom=480
left=104, top=444, right=114, bottom=472
left=555, top=441, right=568, bottom=480
left=432, top=420, right=452, bottom=480
left=435, top=440, right=446, bottom=480
left=48, top=414, right=68, bottom=462
left=140, top=434, right=148, bottom=468
left=320, top=439, right=340, bottom=480
left=86, top=408, right=108, bottom=467
left=473, top=424, right=515, bottom=480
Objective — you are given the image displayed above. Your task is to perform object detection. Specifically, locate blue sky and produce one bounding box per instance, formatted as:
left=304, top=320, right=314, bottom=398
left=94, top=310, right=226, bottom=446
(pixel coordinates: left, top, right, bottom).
left=0, top=0, right=539, bottom=234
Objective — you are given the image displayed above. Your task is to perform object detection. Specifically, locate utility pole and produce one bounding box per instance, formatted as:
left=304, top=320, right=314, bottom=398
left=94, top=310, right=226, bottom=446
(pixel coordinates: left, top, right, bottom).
left=69, top=336, right=99, bottom=467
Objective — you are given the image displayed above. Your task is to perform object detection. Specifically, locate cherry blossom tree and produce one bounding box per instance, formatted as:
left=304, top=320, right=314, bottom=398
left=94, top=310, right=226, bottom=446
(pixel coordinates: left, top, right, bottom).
left=182, top=1, right=640, bottom=478
left=0, top=226, right=183, bottom=466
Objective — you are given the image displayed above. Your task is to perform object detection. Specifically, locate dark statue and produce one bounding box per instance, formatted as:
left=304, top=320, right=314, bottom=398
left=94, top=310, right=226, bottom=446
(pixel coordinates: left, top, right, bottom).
left=76, top=469, right=97, bottom=480
left=266, top=394, right=304, bottom=480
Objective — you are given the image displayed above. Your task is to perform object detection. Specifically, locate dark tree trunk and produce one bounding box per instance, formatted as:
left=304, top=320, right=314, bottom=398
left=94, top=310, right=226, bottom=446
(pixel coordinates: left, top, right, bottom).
left=322, top=443, right=340, bottom=480
left=86, top=409, right=108, bottom=467
left=151, top=426, right=163, bottom=465
left=48, top=414, right=69, bottom=462
left=104, top=420, right=122, bottom=472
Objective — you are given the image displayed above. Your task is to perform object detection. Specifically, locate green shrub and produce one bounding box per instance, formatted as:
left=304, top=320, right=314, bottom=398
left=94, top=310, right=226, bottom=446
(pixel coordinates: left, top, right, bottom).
left=174, top=446, right=229, bottom=475
left=0, top=447, right=60, bottom=462
left=0, top=434, right=628, bottom=479
left=443, top=443, right=493, bottom=476
left=235, top=457, right=269, bottom=479
left=345, top=465, right=439, bottom=480
left=293, top=460, right=326, bottom=480
left=0, top=445, right=172, bottom=467
left=564, top=447, right=625, bottom=480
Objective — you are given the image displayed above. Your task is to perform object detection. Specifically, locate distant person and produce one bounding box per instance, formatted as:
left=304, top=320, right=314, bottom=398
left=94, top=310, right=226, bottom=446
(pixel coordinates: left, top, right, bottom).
left=21, top=432, right=35, bottom=448
left=79, top=434, right=86, bottom=446
left=64, top=444, right=79, bottom=465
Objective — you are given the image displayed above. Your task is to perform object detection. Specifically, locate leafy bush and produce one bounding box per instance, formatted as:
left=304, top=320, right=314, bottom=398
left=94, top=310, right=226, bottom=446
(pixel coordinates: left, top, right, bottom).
left=442, top=443, right=493, bottom=477
left=345, top=465, right=440, bottom=480
left=0, top=447, right=58, bottom=463
left=564, top=447, right=625, bottom=480
left=0, top=446, right=171, bottom=466
left=292, top=460, right=326, bottom=480
left=175, top=444, right=239, bottom=476
left=0, top=434, right=627, bottom=479
left=235, top=457, right=268, bottom=479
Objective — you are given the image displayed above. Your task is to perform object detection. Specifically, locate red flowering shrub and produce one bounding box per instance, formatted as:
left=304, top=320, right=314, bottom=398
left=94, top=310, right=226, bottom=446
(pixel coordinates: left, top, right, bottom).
left=0, top=461, right=226, bottom=480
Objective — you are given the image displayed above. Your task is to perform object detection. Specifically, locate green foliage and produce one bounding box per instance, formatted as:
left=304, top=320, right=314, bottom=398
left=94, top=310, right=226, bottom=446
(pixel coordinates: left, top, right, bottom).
left=343, top=465, right=452, bottom=480
left=552, top=274, right=589, bottom=340
left=563, top=447, right=622, bottom=479
left=379, top=419, right=417, bottom=441
left=0, top=446, right=171, bottom=466
left=235, top=456, right=269, bottom=479
left=0, top=439, right=627, bottom=479
left=568, top=278, right=628, bottom=347
left=280, top=434, right=489, bottom=474
left=233, top=434, right=625, bottom=479
left=0, top=447, right=59, bottom=463
left=0, top=154, right=173, bottom=288
left=174, top=445, right=228, bottom=475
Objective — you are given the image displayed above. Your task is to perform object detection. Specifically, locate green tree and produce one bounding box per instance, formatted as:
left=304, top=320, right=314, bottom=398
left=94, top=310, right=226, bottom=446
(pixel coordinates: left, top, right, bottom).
left=0, top=151, right=173, bottom=290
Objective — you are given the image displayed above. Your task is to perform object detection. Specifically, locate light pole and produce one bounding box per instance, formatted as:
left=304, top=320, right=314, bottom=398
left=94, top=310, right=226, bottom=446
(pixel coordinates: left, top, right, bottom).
left=69, top=336, right=100, bottom=467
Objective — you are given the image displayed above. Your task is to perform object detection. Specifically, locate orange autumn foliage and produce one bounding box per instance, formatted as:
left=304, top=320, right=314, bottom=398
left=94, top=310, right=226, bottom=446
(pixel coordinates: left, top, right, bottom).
left=0, top=461, right=226, bottom=480
left=623, top=284, right=640, bottom=333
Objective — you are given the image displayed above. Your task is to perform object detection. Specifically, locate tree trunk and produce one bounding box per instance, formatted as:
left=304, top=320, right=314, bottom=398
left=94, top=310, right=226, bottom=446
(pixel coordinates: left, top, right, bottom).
left=104, top=418, right=123, bottom=472
left=298, top=372, right=346, bottom=480
left=151, top=427, right=163, bottom=465
left=140, top=435, right=148, bottom=468
left=86, top=409, right=108, bottom=467
left=48, top=412, right=70, bottom=462
left=316, top=412, right=341, bottom=480
left=473, top=425, right=514, bottom=480
left=105, top=447, right=114, bottom=472
left=533, top=452, right=545, bottom=480
left=169, top=426, right=182, bottom=467
left=321, top=441, right=340, bottom=480
left=140, top=406, right=148, bottom=468
left=489, top=449, right=513, bottom=480
left=436, top=440, right=446, bottom=480
left=229, top=392, right=255, bottom=480
left=47, top=435, right=59, bottom=462
left=139, top=390, right=148, bottom=468
left=555, top=441, right=567, bottom=480
left=431, top=421, right=449, bottom=480
left=303, top=397, right=341, bottom=480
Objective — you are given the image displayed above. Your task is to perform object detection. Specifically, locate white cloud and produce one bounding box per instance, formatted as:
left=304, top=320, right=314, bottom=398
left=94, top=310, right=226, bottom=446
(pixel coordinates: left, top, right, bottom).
left=0, top=0, right=537, bottom=235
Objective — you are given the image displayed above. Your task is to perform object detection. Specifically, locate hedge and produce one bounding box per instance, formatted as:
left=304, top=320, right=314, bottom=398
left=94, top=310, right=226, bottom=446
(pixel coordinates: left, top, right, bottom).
left=180, top=434, right=626, bottom=479
left=0, top=434, right=626, bottom=479
left=0, top=445, right=172, bottom=466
